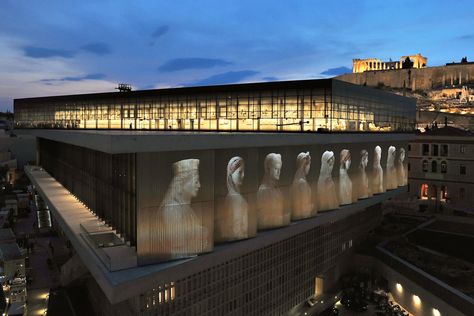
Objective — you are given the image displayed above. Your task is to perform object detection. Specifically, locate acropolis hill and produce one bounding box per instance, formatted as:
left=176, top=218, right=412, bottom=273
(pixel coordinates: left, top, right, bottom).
left=337, top=55, right=474, bottom=129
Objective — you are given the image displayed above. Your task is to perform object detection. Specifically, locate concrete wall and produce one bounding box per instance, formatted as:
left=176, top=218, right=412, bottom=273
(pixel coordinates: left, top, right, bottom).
left=338, top=64, right=474, bottom=91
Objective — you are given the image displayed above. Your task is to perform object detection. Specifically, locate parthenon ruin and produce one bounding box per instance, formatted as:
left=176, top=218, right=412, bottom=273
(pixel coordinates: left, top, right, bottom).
left=352, top=53, right=427, bottom=73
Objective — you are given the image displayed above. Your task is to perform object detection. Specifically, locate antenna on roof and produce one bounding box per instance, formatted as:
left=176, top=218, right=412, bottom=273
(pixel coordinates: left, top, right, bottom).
left=116, top=83, right=132, bottom=92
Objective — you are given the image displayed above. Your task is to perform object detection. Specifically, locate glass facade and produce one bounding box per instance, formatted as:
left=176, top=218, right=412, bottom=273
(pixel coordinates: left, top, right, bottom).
left=14, top=79, right=415, bottom=132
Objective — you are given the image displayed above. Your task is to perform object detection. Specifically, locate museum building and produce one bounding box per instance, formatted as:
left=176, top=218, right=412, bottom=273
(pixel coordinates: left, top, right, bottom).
left=15, top=79, right=415, bottom=315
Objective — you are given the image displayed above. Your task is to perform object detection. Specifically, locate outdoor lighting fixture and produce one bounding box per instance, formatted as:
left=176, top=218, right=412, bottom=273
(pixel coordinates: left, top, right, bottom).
left=396, top=283, right=403, bottom=293
left=433, top=308, right=441, bottom=316
left=413, top=295, right=421, bottom=306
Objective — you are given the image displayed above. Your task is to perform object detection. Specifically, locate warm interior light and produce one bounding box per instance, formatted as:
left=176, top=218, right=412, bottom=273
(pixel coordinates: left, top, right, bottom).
left=413, top=295, right=421, bottom=305
left=432, top=308, right=441, bottom=316
left=396, top=283, right=403, bottom=293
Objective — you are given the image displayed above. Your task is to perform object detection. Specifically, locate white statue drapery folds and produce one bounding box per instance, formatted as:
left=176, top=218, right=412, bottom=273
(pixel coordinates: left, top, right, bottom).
left=372, top=146, right=384, bottom=194
left=338, top=149, right=353, bottom=205
left=317, top=151, right=339, bottom=211
left=386, top=146, right=398, bottom=190
left=257, top=153, right=288, bottom=229
left=291, top=152, right=314, bottom=219
left=215, top=156, right=250, bottom=241
left=160, top=158, right=208, bottom=257
left=397, top=148, right=407, bottom=186
left=357, top=149, right=370, bottom=199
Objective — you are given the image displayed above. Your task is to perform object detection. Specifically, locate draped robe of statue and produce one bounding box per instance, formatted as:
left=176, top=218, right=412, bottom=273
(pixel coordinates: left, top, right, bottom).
left=386, top=146, right=398, bottom=190
left=317, top=151, right=339, bottom=211
left=291, top=152, right=314, bottom=220
left=357, top=150, right=370, bottom=199
left=160, top=159, right=208, bottom=257
left=372, top=146, right=384, bottom=194
left=397, top=148, right=407, bottom=186
left=215, top=157, right=249, bottom=241
left=338, top=149, right=353, bottom=205
left=257, top=153, right=288, bottom=229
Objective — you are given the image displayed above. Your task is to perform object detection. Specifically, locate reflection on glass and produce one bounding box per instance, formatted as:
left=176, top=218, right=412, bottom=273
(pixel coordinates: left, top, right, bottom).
left=358, top=149, right=370, bottom=199
left=215, top=157, right=250, bottom=240
left=160, top=159, right=208, bottom=256
left=257, top=153, right=288, bottom=229
left=397, top=148, right=407, bottom=186
left=372, top=146, right=384, bottom=194
left=291, top=152, right=314, bottom=219
left=338, top=149, right=353, bottom=205
left=317, top=151, right=339, bottom=211
left=386, top=146, right=398, bottom=190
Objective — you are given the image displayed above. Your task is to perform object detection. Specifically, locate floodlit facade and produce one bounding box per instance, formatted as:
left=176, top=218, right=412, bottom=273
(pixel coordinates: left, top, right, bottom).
left=408, top=125, right=474, bottom=214
left=15, top=79, right=415, bottom=315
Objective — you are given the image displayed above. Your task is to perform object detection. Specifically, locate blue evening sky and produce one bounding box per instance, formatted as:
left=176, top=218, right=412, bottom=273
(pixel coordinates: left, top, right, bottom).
left=1, top=0, right=473, bottom=111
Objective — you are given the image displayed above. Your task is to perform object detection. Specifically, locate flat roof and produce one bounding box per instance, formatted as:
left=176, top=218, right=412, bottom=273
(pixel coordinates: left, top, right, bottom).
left=14, top=78, right=412, bottom=104
left=26, top=165, right=407, bottom=304
left=18, top=129, right=414, bottom=154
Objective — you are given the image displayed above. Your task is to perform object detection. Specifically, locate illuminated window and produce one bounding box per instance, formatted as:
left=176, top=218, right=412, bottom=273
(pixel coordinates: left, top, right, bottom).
left=460, top=145, right=466, bottom=153
left=441, top=161, right=447, bottom=173
left=421, top=184, right=429, bottom=200
left=422, top=160, right=428, bottom=172
left=431, top=160, right=437, bottom=172
left=395, top=283, right=403, bottom=293
left=432, top=308, right=441, bottom=316
left=413, top=294, right=421, bottom=306
left=440, top=186, right=447, bottom=202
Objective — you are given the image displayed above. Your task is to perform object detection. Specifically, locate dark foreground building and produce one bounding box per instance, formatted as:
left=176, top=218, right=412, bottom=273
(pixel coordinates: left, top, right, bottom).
left=15, top=79, right=414, bottom=315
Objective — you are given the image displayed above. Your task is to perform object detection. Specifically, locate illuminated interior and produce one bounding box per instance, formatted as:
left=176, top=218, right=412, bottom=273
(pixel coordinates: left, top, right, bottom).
left=420, top=184, right=429, bottom=200
left=14, top=80, right=415, bottom=132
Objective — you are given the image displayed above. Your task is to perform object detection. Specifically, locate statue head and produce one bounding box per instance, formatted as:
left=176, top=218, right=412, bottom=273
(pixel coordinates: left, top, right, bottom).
left=296, top=152, right=311, bottom=176
left=387, top=146, right=396, bottom=166
left=374, top=146, right=382, bottom=165
left=227, top=156, right=245, bottom=193
left=320, top=151, right=335, bottom=176
left=399, top=148, right=405, bottom=162
left=340, top=149, right=351, bottom=170
left=172, top=159, right=201, bottom=201
left=264, top=153, right=282, bottom=181
left=360, top=149, right=369, bottom=168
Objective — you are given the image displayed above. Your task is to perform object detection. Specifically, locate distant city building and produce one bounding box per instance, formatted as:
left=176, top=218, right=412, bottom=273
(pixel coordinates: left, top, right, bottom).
left=408, top=124, right=474, bottom=215
left=352, top=53, right=427, bottom=73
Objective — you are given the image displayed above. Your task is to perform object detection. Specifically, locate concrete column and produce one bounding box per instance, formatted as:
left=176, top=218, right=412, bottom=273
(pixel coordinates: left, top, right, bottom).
left=459, top=71, right=462, bottom=85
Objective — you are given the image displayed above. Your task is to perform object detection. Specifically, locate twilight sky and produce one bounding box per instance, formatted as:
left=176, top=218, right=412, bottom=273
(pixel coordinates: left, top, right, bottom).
left=1, top=0, right=473, bottom=111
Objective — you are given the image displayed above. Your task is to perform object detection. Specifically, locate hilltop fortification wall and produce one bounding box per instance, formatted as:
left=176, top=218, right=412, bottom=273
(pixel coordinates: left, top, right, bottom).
left=337, top=64, right=474, bottom=91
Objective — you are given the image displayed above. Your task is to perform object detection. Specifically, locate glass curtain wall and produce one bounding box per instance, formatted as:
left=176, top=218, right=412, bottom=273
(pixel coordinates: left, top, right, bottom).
left=15, top=81, right=415, bottom=132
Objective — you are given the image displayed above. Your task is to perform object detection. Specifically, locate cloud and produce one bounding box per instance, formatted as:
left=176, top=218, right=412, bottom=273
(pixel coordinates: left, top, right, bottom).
left=152, top=25, right=170, bottom=38
left=183, top=70, right=259, bottom=86
left=158, top=58, right=232, bottom=72
left=262, top=76, right=279, bottom=81
left=40, top=73, right=106, bottom=84
left=320, top=66, right=352, bottom=76
left=23, top=46, right=74, bottom=58
left=81, top=42, right=110, bottom=55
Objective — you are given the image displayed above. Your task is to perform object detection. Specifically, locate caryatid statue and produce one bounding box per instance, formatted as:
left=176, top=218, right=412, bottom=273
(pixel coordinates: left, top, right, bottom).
left=372, top=146, right=384, bottom=194
left=338, top=149, right=353, bottom=205
left=357, top=149, right=370, bottom=199
left=215, top=156, right=250, bottom=241
left=257, top=153, right=288, bottom=229
left=160, top=158, right=208, bottom=257
left=386, top=146, right=398, bottom=190
left=317, top=151, right=339, bottom=211
left=397, top=148, right=407, bottom=186
left=291, top=152, right=314, bottom=220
